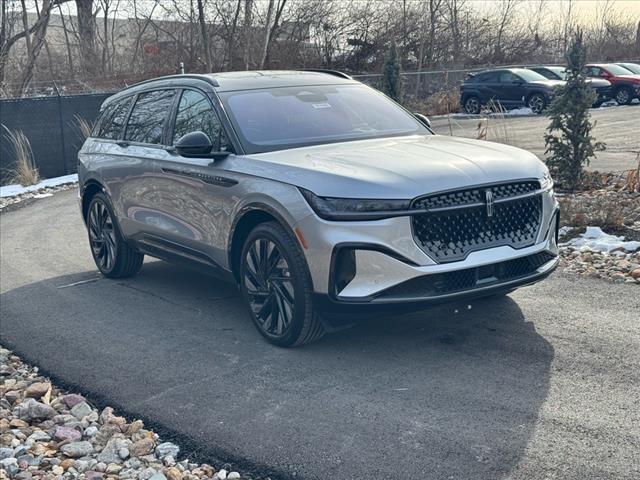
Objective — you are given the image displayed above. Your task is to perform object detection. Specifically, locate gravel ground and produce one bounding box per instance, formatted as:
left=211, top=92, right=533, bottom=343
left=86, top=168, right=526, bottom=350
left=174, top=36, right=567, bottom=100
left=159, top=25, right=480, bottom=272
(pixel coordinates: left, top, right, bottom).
left=0, top=347, right=243, bottom=480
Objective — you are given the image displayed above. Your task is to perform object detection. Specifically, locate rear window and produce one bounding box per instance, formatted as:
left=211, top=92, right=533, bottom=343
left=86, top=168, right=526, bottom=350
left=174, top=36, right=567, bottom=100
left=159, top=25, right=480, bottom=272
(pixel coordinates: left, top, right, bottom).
left=125, top=89, right=176, bottom=145
left=95, top=96, right=133, bottom=140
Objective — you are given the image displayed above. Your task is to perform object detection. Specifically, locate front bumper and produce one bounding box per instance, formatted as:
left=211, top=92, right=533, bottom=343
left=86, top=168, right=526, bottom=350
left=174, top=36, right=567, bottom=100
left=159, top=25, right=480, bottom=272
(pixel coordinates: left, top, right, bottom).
left=295, top=186, right=559, bottom=309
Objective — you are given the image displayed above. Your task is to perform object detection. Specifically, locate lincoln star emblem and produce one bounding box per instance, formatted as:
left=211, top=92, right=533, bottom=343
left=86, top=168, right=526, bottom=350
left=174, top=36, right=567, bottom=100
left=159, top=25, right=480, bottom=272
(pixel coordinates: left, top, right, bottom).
left=485, top=190, right=494, bottom=217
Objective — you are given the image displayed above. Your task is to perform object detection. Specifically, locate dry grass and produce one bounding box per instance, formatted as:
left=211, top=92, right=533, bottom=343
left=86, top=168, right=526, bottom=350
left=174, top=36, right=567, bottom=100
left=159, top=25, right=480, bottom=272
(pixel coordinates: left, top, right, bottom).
left=73, top=115, right=93, bottom=140
left=475, top=100, right=510, bottom=144
left=1, top=125, right=39, bottom=186
left=558, top=195, right=625, bottom=229
left=403, top=87, right=461, bottom=117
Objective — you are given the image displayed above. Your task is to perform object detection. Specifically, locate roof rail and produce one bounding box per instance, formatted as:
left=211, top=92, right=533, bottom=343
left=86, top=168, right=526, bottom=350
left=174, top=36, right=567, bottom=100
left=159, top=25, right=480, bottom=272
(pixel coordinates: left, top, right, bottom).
left=300, top=69, right=353, bottom=80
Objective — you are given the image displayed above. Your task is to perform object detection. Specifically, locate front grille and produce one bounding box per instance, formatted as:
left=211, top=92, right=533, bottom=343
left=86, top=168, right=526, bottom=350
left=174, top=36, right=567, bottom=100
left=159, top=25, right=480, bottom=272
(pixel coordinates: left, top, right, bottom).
left=377, top=251, right=556, bottom=299
left=412, top=181, right=542, bottom=263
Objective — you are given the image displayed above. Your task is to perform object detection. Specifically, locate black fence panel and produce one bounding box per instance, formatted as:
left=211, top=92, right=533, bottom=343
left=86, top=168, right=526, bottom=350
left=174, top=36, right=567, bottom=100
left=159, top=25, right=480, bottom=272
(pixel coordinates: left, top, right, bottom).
left=0, top=93, right=112, bottom=183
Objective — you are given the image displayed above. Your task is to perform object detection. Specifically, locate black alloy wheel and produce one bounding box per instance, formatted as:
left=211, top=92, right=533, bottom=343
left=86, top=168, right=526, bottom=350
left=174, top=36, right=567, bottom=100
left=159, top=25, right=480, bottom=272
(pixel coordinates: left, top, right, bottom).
left=239, top=221, right=325, bottom=347
left=243, top=237, right=295, bottom=337
left=87, top=193, right=143, bottom=278
left=527, top=93, right=547, bottom=114
left=614, top=86, right=632, bottom=105
left=88, top=199, right=117, bottom=273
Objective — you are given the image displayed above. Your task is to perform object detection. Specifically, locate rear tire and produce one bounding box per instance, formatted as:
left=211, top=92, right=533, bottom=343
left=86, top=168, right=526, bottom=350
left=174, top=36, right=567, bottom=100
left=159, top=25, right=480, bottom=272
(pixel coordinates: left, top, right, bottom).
left=614, top=86, right=632, bottom=105
left=463, top=96, right=482, bottom=115
left=87, top=193, right=144, bottom=279
left=239, top=221, right=325, bottom=347
left=527, top=93, right=547, bottom=114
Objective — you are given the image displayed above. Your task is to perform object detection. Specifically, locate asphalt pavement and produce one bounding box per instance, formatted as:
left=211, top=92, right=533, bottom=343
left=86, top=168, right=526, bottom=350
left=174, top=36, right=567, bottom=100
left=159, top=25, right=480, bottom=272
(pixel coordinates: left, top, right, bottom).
left=430, top=104, right=640, bottom=172
left=1, top=190, right=639, bottom=480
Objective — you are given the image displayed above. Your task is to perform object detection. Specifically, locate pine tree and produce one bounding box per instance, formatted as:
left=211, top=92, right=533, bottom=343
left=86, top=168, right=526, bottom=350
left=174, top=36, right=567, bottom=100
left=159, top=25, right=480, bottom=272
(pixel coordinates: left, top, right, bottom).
left=544, top=30, right=605, bottom=190
left=382, top=42, right=403, bottom=102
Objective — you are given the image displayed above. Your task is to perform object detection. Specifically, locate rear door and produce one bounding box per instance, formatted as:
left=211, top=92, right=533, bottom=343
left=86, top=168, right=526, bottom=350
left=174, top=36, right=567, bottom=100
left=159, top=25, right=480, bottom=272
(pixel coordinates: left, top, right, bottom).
left=476, top=71, right=501, bottom=105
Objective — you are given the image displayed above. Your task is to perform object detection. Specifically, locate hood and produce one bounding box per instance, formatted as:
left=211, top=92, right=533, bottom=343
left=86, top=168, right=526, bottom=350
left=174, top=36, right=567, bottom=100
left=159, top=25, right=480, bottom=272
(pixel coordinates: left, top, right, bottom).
left=528, top=79, right=565, bottom=89
left=232, top=135, right=547, bottom=199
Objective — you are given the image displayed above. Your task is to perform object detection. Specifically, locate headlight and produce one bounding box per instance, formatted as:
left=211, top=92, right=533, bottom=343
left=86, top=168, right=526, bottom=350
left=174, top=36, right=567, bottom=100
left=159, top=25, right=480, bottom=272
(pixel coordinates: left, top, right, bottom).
left=300, top=188, right=411, bottom=221
left=539, top=171, right=554, bottom=191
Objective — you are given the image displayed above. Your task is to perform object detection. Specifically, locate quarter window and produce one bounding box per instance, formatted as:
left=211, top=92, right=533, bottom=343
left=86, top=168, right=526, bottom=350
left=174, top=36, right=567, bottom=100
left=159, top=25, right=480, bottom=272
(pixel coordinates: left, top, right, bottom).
left=96, top=96, right=132, bottom=140
left=125, top=90, right=175, bottom=144
left=173, top=90, right=230, bottom=151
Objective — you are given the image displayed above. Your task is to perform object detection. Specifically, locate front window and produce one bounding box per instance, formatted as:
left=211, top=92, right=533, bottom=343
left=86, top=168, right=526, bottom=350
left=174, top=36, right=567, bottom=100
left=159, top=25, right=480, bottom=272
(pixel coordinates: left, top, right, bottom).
left=173, top=89, right=230, bottom=151
left=512, top=69, right=548, bottom=82
left=219, top=84, right=429, bottom=154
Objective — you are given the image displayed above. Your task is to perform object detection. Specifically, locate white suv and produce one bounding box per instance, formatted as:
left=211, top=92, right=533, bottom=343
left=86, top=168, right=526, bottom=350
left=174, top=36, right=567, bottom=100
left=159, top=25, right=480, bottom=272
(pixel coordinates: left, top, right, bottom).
left=78, top=70, right=559, bottom=347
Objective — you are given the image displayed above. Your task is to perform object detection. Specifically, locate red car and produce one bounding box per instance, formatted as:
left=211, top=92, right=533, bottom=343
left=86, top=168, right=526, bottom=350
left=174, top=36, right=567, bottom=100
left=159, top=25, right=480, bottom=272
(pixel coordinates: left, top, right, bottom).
left=584, top=63, right=640, bottom=105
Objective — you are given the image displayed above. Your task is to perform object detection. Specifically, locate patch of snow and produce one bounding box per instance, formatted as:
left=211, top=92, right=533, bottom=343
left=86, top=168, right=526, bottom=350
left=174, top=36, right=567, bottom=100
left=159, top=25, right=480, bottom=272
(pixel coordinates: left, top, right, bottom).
left=0, top=174, right=77, bottom=198
left=558, top=226, right=575, bottom=238
left=33, top=193, right=53, bottom=198
left=562, top=226, right=640, bottom=254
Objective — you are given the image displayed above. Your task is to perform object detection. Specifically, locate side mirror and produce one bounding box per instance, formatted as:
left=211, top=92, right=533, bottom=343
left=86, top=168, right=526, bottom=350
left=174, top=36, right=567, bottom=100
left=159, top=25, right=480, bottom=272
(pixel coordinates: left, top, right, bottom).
left=414, top=112, right=431, bottom=128
left=174, top=131, right=213, bottom=157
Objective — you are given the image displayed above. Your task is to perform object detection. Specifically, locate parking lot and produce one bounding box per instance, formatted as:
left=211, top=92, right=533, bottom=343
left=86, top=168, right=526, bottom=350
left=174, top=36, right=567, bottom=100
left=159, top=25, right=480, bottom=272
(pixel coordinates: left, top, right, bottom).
left=430, top=105, right=640, bottom=172
left=2, top=191, right=639, bottom=480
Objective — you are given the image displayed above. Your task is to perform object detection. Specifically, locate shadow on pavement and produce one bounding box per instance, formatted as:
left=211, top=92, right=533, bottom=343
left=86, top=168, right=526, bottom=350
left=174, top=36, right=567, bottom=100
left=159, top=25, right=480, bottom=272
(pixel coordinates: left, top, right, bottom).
left=1, top=259, right=554, bottom=480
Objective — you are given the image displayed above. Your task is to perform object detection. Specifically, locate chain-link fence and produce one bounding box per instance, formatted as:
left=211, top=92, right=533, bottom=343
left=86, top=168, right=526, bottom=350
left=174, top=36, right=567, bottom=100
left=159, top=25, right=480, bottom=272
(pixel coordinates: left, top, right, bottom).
left=1, top=92, right=111, bottom=183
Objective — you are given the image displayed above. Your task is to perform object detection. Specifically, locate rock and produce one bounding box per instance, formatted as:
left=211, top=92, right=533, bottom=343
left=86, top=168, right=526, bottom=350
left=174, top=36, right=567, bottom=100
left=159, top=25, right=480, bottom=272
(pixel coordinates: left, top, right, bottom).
left=53, top=426, right=81, bottom=442
left=227, top=473, right=241, bottom=480
left=138, top=467, right=159, bottom=480
left=27, top=430, right=51, bottom=442
left=84, top=426, right=99, bottom=437
left=631, top=268, right=640, bottom=279
left=126, top=420, right=143, bottom=435
left=74, top=459, right=90, bottom=473
left=70, top=401, right=93, bottom=420
left=97, top=436, right=130, bottom=464
left=164, top=467, right=183, bottom=480
left=118, top=447, right=130, bottom=460
left=155, top=442, right=179, bottom=460
left=5, top=390, right=21, bottom=404
left=0, top=365, right=16, bottom=376
left=85, top=471, right=104, bottom=480
left=52, top=465, right=64, bottom=475
left=13, top=398, right=56, bottom=421
left=60, top=394, right=85, bottom=408
left=105, top=463, right=123, bottom=474
left=214, top=468, right=228, bottom=480
left=60, top=441, right=94, bottom=458
left=0, top=447, right=13, bottom=460
left=149, top=474, right=168, bottom=480
left=129, top=438, right=154, bottom=457
left=24, top=382, right=51, bottom=398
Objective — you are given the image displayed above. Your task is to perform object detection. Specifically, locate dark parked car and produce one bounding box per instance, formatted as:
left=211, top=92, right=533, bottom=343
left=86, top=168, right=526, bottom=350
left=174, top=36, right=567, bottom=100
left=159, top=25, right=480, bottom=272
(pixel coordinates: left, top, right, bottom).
left=615, top=62, right=640, bottom=75
left=584, top=63, right=640, bottom=105
left=460, top=68, right=563, bottom=114
left=527, top=65, right=612, bottom=106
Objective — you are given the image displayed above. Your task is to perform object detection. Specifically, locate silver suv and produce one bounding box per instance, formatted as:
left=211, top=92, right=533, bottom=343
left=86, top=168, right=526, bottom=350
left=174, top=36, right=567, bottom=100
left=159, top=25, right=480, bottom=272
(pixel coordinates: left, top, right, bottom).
left=78, top=70, right=559, bottom=347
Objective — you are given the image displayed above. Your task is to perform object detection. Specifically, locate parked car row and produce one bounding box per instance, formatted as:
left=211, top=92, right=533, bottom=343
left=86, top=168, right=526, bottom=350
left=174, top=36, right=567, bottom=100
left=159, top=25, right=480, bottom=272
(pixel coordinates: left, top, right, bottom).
left=460, top=62, right=640, bottom=114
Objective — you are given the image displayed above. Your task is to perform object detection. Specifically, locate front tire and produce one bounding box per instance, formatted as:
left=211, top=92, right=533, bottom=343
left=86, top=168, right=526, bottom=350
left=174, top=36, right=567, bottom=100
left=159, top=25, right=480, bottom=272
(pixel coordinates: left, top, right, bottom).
left=614, top=86, right=632, bottom=105
left=87, top=193, right=143, bottom=278
left=527, top=93, right=547, bottom=114
left=239, top=222, right=325, bottom=347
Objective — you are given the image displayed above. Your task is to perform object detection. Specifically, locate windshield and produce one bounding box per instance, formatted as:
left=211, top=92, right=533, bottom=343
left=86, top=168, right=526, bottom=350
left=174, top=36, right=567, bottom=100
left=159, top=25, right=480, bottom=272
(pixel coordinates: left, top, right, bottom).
left=514, top=69, right=549, bottom=82
left=619, top=63, right=640, bottom=74
left=219, top=84, right=429, bottom=154
left=604, top=64, right=635, bottom=75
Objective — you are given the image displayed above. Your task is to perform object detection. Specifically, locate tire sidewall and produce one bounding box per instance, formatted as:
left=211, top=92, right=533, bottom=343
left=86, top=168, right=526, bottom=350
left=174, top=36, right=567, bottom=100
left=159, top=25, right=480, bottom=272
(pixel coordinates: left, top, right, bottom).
left=239, top=223, right=311, bottom=347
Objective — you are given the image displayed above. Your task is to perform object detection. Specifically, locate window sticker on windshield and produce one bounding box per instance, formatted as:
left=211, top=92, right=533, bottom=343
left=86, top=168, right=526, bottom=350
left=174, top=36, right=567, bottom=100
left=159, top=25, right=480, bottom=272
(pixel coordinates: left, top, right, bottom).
left=312, top=103, right=332, bottom=109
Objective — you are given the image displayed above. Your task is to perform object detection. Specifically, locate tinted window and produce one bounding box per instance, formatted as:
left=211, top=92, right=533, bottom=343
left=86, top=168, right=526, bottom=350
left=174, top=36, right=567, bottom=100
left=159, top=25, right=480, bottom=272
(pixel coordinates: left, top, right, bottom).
left=220, top=84, right=428, bottom=154
left=603, top=64, right=634, bottom=75
left=173, top=90, right=230, bottom=150
left=511, top=69, right=548, bottom=82
left=96, top=97, right=132, bottom=140
left=476, top=72, right=499, bottom=83
left=500, top=72, right=520, bottom=83
left=125, top=90, right=175, bottom=144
